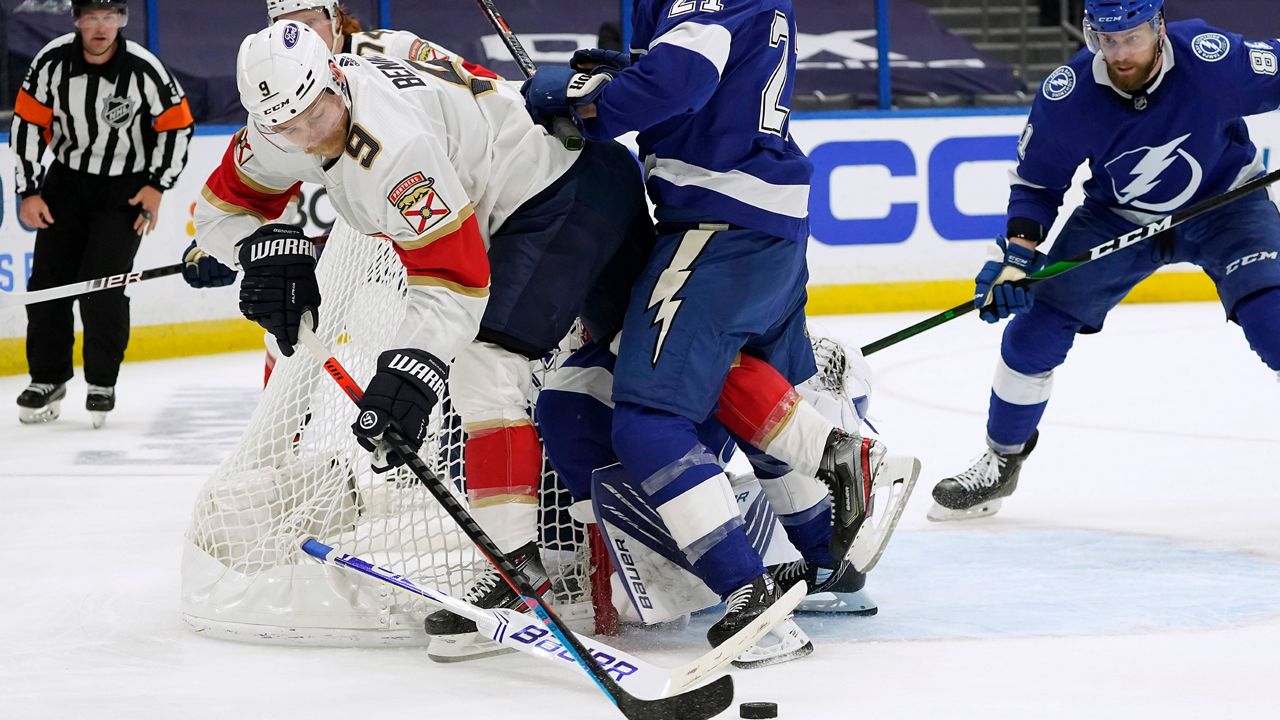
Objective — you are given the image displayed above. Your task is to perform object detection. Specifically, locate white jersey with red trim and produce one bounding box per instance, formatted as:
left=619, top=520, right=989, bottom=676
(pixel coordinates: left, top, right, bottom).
left=193, top=52, right=576, bottom=363
left=346, top=28, right=501, bottom=81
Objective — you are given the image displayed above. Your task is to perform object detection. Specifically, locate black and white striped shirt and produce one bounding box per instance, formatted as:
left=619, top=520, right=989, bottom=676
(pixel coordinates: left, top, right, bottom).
left=10, top=32, right=194, bottom=197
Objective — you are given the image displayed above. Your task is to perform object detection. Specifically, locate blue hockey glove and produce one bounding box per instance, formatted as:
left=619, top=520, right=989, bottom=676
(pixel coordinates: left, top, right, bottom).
left=973, top=235, right=1046, bottom=323
left=521, top=65, right=616, bottom=126
left=570, top=48, right=631, bottom=72
left=182, top=240, right=237, bottom=288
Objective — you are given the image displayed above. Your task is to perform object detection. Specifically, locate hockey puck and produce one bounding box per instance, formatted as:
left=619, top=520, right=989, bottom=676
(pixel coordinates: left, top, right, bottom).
left=739, top=702, right=778, bottom=719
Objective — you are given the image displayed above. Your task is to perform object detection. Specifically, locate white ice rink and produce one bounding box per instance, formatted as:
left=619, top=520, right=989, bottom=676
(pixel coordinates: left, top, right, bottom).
left=2, top=301, right=1278, bottom=720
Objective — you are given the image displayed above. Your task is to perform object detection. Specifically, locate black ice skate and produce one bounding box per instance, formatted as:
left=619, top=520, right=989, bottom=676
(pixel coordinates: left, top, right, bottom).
left=769, top=559, right=877, bottom=616
left=86, top=385, right=115, bottom=429
left=709, top=574, right=813, bottom=669
left=17, top=383, right=66, bottom=424
left=818, top=429, right=919, bottom=572
left=928, top=431, right=1039, bottom=522
left=423, top=541, right=551, bottom=662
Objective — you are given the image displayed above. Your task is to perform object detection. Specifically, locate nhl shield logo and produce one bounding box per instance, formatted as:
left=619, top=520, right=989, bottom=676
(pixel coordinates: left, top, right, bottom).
left=388, top=171, right=451, bottom=235
left=101, top=95, right=138, bottom=128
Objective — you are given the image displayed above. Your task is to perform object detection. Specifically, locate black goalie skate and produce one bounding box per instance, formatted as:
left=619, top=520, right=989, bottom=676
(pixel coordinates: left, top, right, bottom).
left=423, top=541, right=551, bottom=662
left=17, top=383, right=66, bottom=424
left=709, top=574, right=813, bottom=669
left=928, top=431, right=1039, bottom=521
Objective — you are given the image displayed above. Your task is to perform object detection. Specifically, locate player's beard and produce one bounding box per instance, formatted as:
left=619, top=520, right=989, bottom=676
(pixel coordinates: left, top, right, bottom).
left=306, top=116, right=350, bottom=160
left=1106, top=51, right=1161, bottom=93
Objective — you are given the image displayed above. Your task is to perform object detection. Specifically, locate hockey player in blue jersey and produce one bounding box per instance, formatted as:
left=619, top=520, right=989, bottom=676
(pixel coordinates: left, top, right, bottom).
left=928, top=0, right=1280, bottom=521
left=522, top=0, right=916, bottom=662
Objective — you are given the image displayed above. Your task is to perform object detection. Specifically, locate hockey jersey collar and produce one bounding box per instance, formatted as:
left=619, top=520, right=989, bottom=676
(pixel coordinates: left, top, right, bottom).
left=1091, top=33, right=1176, bottom=100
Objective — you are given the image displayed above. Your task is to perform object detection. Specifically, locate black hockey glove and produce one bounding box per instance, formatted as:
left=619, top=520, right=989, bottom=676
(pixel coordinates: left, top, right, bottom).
left=351, top=348, right=449, bottom=473
left=182, top=240, right=238, bottom=288
left=236, top=223, right=319, bottom=357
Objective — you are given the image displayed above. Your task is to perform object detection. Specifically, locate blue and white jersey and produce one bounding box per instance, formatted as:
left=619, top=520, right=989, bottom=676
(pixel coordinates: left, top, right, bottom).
left=582, top=0, right=813, bottom=244
left=1010, top=20, right=1280, bottom=233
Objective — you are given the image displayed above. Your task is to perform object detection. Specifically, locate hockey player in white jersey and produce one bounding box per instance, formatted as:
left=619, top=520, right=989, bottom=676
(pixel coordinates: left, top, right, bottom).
left=194, top=21, right=653, bottom=659
left=929, top=0, right=1280, bottom=520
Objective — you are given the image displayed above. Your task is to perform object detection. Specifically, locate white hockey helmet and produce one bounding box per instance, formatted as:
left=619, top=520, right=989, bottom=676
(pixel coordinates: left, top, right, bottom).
left=237, top=21, right=340, bottom=129
left=266, top=0, right=341, bottom=50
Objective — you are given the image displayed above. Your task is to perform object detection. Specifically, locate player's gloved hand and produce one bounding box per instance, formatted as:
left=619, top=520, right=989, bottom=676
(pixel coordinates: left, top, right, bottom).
left=570, top=48, right=631, bottom=72
left=236, top=223, right=319, bottom=357
left=181, top=240, right=238, bottom=288
left=521, top=65, right=616, bottom=126
left=351, top=348, right=448, bottom=473
left=974, top=235, right=1046, bottom=323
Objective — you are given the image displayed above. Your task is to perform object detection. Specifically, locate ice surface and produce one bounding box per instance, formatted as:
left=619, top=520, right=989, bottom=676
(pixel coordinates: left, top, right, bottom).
left=2, top=302, right=1277, bottom=719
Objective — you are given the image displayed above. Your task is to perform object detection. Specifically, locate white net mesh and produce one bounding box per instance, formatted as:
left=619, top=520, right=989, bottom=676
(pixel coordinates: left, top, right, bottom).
left=181, top=219, right=610, bottom=646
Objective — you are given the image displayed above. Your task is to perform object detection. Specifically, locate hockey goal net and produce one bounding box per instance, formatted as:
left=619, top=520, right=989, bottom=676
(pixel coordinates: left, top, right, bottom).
left=181, top=218, right=615, bottom=645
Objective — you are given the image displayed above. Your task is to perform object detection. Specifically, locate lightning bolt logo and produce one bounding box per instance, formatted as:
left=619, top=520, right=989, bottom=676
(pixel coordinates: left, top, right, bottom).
left=1107, top=134, right=1203, bottom=213
left=646, top=230, right=713, bottom=366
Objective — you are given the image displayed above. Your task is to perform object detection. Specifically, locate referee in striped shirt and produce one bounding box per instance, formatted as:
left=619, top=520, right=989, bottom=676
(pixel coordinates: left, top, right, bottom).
left=10, top=0, right=193, bottom=426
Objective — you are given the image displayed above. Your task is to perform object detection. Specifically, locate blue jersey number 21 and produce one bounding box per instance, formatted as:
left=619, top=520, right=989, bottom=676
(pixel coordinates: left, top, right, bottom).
left=759, top=11, right=791, bottom=136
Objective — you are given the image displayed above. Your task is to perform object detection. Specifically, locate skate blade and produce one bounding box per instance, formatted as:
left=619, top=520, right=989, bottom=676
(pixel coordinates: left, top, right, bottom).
left=730, top=617, right=814, bottom=669
left=797, top=589, right=878, bottom=616
left=847, top=455, right=920, bottom=573
left=18, top=401, right=61, bottom=424
left=90, top=411, right=108, bottom=429
left=926, top=498, right=1003, bottom=522
left=426, top=632, right=516, bottom=663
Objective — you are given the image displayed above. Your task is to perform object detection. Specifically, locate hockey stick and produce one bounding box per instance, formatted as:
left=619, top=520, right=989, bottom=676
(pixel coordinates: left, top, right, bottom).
left=473, top=0, right=585, bottom=151
left=0, top=263, right=183, bottom=310
left=294, top=324, right=733, bottom=720
left=860, top=166, right=1280, bottom=356
left=302, top=538, right=806, bottom=699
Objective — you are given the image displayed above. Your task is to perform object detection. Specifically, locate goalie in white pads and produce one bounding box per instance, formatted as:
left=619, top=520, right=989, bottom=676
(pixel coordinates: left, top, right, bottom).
left=536, top=334, right=920, bottom=667
left=194, top=21, right=652, bottom=659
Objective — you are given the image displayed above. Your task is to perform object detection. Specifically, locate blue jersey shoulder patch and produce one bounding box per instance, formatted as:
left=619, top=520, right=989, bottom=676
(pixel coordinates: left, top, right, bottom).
left=1042, top=66, right=1076, bottom=101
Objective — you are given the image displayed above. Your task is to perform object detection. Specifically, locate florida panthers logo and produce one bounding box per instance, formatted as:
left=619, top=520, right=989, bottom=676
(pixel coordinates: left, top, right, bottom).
left=1104, top=134, right=1203, bottom=213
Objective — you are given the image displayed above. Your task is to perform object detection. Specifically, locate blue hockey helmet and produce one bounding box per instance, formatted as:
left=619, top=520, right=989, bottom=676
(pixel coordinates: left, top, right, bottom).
left=1083, top=0, right=1164, bottom=53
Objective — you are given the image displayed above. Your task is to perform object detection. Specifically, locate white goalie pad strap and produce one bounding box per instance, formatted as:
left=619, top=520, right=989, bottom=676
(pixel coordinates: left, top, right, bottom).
left=756, top=468, right=830, bottom=517
left=655, top=473, right=741, bottom=554
left=449, top=341, right=534, bottom=425
left=991, top=356, right=1054, bottom=406
left=541, top=364, right=615, bottom=408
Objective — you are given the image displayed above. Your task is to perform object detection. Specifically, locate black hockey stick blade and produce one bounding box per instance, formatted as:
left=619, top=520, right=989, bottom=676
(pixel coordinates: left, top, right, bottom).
left=616, top=674, right=734, bottom=720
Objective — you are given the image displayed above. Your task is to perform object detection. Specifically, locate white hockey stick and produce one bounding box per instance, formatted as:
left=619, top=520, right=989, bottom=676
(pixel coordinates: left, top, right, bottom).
left=0, top=263, right=183, bottom=310
left=303, top=538, right=807, bottom=699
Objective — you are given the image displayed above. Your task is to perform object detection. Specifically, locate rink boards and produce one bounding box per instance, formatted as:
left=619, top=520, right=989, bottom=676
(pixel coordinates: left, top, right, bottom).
left=2, top=109, right=1278, bottom=371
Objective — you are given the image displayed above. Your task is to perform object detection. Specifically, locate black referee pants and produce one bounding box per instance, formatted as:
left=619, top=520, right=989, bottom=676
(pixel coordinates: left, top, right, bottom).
left=25, top=164, right=146, bottom=387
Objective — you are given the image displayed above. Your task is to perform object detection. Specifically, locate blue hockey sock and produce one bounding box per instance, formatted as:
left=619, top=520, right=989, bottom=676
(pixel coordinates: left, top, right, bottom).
left=613, top=402, right=765, bottom=596
left=691, top=526, right=767, bottom=598
left=1235, top=287, right=1280, bottom=372
left=987, top=304, right=1081, bottom=452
